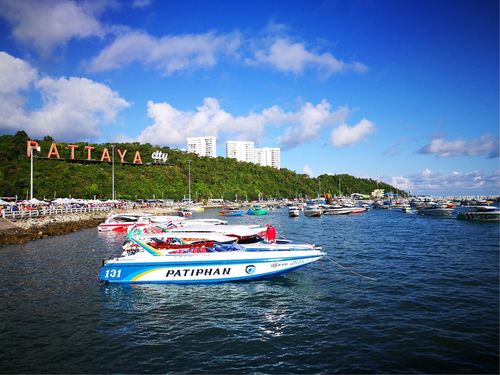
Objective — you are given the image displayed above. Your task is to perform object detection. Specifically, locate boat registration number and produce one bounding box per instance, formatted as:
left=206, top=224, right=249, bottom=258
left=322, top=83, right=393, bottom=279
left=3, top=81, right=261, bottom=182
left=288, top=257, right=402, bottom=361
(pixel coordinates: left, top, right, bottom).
left=104, top=269, right=122, bottom=278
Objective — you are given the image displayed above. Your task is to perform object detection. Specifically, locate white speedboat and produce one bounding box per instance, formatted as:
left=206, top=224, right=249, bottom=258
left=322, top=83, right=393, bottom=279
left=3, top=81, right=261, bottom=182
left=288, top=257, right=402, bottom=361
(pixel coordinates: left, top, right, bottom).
left=100, top=236, right=325, bottom=284
left=417, top=205, right=454, bottom=216
left=98, top=213, right=152, bottom=232
left=304, top=205, right=322, bottom=217
left=288, top=206, right=300, bottom=217
left=323, top=205, right=353, bottom=215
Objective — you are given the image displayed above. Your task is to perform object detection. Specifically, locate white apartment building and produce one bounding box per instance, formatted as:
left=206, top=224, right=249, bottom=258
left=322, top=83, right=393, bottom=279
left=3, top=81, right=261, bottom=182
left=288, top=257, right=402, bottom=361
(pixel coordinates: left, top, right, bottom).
left=187, top=136, right=216, bottom=158
left=226, top=141, right=255, bottom=163
left=255, top=147, right=280, bottom=169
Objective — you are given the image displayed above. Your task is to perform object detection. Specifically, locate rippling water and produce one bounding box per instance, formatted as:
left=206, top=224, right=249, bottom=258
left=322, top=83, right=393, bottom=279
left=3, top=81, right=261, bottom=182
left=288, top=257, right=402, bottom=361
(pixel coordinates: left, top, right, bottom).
left=0, top=208, right=498, bottom=373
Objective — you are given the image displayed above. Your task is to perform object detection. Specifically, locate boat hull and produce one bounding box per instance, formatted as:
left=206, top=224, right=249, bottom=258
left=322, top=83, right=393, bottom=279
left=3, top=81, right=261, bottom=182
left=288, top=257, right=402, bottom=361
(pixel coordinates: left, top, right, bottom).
left=418, top=208, right=454, bottom=216
left=247, top=209, right=269, bottom=215
left=98, top=223, right=142, bottom=232
left=219, top=210, right=245, bottom=216
left=100, top=251, right=324, bottom=284
left=323, top=208, right=352, bottom=215
left=457, top=211, right=500, bottom=222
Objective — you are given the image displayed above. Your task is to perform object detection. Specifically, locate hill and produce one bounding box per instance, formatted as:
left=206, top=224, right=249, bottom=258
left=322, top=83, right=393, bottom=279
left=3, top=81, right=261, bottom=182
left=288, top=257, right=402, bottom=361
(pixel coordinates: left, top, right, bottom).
left=0, top=131, right=406, bottom=201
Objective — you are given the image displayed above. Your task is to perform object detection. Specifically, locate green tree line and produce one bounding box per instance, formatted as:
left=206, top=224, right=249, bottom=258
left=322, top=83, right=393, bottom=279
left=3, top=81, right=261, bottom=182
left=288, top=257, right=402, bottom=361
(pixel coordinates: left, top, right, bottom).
left=0, top=131, right=406, bottom=201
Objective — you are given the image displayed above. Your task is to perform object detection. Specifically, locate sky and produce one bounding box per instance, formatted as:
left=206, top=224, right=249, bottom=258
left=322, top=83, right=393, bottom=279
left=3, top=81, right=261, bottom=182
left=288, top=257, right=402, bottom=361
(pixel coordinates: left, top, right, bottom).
left=0, top=0, right=498, bottom=196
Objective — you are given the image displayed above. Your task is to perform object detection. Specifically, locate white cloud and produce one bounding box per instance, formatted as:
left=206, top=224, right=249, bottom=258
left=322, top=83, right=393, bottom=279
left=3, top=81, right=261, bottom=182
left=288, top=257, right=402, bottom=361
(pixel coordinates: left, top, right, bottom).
left=31, top=76, right=129, bottom=139
left=278, top=101, right=350, bottom=150
left=421, top=168, right=432, bottom=178
left=391, top=169, right=500, bottom=195
left=390, top=176, right=413, bottom=191
left=89, top=30, right=366, bottom=78
left=330, top=118, right=375, bottom=147
left=0, top=52, right=129, bottom=140
left=89, top=30, right=241, bottom=75
left=0, top=52, right=38, bottom=130
left=418, top=135, right=499, bottom=158
left=248, top=38, right=368, bottom=77
left=137, top=98, right=355, bottom=149
left=303, top=165, right=313, bottom=177
left=0, top=0, right=107, bottom=55
left=0, top=52, right=38, bottom=94
left=137, top=98, right=266, bottom=146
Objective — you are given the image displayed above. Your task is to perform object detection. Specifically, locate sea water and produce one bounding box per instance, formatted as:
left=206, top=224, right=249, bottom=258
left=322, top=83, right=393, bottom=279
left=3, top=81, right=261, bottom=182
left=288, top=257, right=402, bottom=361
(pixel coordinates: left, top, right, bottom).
left=0, top=208, right=498, bottom=373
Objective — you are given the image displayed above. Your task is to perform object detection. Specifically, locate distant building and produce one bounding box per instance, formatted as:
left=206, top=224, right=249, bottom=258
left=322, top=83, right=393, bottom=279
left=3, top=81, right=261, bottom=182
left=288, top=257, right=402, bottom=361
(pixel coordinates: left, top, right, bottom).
left=226, top=141, right=255, bottom=163
left=255, top=147, right=280, bottom=169
left=187, top=136, right=216, bottom=158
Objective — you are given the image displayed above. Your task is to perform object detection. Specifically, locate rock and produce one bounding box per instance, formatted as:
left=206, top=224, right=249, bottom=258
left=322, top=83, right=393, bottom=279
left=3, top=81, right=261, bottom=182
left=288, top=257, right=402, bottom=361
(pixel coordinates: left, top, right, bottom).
left=0, top=215, right=106, bottom=246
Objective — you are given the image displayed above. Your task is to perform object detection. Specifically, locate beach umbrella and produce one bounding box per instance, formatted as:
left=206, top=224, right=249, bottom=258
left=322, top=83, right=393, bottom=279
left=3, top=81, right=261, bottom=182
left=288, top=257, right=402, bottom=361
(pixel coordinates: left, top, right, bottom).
left=52, top=198, right=69, bottom=204
left=28, top=198, right=47, bottom=204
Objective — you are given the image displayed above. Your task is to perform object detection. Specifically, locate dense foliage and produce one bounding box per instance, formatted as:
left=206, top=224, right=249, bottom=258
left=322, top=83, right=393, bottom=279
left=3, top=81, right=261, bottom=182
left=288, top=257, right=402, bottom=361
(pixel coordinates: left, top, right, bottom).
left=0, top=131, right=406, bottom=201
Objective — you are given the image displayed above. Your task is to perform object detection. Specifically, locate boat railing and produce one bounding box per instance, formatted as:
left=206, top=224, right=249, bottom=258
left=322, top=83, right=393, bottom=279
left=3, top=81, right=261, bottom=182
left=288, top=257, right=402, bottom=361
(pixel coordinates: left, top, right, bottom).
left=2, top=206, right=112, bottom=220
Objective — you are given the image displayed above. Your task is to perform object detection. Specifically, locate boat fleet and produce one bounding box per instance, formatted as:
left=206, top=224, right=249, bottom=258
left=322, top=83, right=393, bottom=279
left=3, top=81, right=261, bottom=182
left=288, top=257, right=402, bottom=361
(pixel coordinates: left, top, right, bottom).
left=285, top=197, right=500, bottom=220
left=99, top=213, right=325, bottom=284
left=99, top=197, right=498, bottom=284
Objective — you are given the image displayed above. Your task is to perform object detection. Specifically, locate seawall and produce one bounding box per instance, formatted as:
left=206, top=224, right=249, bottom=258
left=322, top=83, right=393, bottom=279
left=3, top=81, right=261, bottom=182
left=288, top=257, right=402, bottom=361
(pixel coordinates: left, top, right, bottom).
left=0, top=213, right=108, bottom=246
left=0, top=207, right=182, bottom=246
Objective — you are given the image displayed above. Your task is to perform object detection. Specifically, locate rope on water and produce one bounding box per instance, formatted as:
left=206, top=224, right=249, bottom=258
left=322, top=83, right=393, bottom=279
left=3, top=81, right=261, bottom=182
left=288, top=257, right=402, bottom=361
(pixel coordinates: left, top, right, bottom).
left=324, top=255, right=378, bottom=281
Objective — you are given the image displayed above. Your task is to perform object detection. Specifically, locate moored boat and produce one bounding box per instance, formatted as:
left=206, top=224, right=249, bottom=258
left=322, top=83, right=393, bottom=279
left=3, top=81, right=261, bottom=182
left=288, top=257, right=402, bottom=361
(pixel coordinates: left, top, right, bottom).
left=417, top=205, right=454, bottom=216
left=178, top=208, right=193, bottom=217
left=98, top=213, right=152, bottom=232
left=247, top=205, right=269, bottom=215
left=322, top=206, right=352, bottom=215
left=100, top=233, right=325, bottom=283
left=304, top=205, right=322, bottom=217
left=457, top=205, right=500, bottom=222
left=219, top=207, right=245, bottom=216
left=288, top=206, right=300, bottom=217
left=350, top=207, right=367, bottom=214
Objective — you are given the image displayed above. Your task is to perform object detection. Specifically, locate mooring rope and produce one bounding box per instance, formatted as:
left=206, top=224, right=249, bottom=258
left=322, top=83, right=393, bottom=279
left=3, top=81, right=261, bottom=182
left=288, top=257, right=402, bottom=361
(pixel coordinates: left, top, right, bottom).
left=324, top=255, right=378, bottom=281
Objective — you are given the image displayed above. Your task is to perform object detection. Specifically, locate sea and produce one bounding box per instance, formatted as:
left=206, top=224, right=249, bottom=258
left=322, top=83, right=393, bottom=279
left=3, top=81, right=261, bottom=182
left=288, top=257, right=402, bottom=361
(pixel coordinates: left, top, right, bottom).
left=0, top=208, right=498, bottom=374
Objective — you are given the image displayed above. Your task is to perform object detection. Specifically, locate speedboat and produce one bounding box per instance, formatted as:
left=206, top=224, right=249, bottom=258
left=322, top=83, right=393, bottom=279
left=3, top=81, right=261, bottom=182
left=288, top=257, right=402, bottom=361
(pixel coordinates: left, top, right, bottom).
left=247, top=205, right=269, bottom=215
left=288, top=206, right=300, bottom=217
left=100, top=235, right=324, bottom=284
left=97, top=213, right=152, bottom=232
left=417, top=204, right=454, bottom=216
left=101, top=222, right=324, bottom=284
left=322, top=205, right=352, bottom=215
left=178, top=208, right=193, bottom=217
left=457, top=205, right=500, bottom=222
left=304, top=205, right=322, bottom=217
left=219, top=207, right=245, bottom=216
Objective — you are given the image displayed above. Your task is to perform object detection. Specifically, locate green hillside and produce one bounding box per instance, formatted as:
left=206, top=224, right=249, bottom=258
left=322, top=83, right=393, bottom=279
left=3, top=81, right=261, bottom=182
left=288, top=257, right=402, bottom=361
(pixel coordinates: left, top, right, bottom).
left=0, top=131, right=406, bottom=201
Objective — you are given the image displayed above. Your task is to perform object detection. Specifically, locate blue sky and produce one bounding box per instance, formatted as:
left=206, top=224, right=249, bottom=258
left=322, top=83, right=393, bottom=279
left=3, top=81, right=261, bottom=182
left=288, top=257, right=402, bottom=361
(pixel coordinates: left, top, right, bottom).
left=0, top=0, right=498, bottom=195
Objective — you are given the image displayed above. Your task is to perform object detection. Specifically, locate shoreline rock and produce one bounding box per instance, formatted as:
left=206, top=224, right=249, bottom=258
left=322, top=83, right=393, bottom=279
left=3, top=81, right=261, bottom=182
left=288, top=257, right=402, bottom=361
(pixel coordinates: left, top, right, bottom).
left=0, top=213, right=108, bottom=246
left=0, top=207, right=186, bottom=246
left=0, top=217, right=105, bottom=245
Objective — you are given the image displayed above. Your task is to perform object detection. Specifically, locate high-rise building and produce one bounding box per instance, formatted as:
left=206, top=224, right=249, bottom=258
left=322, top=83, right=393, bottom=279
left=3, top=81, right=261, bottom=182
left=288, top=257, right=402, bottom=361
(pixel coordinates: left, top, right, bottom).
left=255, top=147, right=280, bottom=169
left=187, top=136, right=216, bottom=158
left=225, top=141, right=255, bottom=163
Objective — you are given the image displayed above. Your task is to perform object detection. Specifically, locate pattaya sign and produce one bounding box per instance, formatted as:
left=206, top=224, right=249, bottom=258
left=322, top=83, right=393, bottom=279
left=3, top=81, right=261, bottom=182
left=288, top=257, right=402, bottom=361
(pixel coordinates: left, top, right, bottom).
left=26, top=140, right=168, bottom=165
